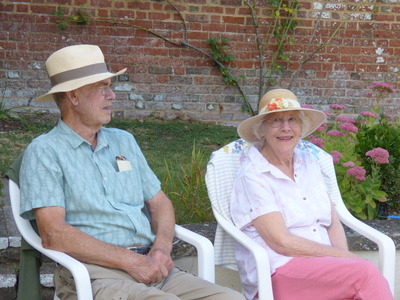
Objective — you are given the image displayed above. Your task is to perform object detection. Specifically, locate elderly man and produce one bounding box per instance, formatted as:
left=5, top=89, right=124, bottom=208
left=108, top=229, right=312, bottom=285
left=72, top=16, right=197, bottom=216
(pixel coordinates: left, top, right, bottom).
left=19, top=44, right=244, bottom=300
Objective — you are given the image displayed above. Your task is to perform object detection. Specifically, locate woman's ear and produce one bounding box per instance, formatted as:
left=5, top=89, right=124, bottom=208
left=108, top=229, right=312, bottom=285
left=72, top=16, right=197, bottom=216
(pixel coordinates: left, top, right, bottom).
left=258, top=120, right=267, bottom=140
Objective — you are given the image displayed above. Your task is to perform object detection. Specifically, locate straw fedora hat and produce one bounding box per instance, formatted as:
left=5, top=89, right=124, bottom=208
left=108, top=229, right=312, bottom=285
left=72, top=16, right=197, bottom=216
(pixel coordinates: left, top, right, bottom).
left=237, top=89, right=326, bottom=142
left=35, top=44, right=127, bottom=102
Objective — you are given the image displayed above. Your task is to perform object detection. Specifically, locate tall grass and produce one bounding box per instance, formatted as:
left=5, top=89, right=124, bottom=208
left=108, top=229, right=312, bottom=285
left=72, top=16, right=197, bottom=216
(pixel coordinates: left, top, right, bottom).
left=163, top=142, right=212, bottom=224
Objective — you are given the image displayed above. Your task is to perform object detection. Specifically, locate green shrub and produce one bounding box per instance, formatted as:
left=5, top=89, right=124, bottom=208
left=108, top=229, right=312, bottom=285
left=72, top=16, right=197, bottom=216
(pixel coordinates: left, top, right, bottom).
left=355, top=118, right=400, bottom=209
left=306, top=82, right=399, bottom=219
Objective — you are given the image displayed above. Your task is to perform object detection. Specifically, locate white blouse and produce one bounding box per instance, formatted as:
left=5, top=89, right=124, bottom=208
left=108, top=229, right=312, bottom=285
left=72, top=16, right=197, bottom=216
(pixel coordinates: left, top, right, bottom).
left=230, top=143, right=332, bottom=299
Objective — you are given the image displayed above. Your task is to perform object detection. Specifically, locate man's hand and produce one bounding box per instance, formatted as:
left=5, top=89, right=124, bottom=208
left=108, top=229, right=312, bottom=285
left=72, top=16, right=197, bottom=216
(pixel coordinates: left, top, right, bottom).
left=124, top=251, right=170, bottom=284
left=149, top=247, right=175, bottom=272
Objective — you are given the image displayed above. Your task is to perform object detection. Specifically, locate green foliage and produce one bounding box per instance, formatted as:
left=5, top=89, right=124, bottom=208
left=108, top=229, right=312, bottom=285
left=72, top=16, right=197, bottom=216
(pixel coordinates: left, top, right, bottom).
left=334, top=159, right=387, bottom=220
left=206, top=38, right=239, bottom=87
left=206, top=38, right=251, bottom=114
left=53, top=6, right=68, bottom=30
left=306, top=83, right=399, bottom=219
left=207, top=37, right=236, bottom=64
left=263, top=0, right=299, bottom=88
left=52, top=6, right=92, bottom=30
left=0, top=113, right=57, bottom=176
left=355, top=119, right=400, bottom=209
left=0, top=83, right=27, bottom=127
left=163, top=142, right=212, bottom=224
left=0, top=101, right=25, bottom=124
left=310, top=122, right=387, bottom=220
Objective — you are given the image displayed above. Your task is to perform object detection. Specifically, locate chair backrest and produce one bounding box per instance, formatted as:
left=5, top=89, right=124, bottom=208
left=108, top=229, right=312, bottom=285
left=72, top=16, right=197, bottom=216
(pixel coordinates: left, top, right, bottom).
left=205, top=138, right=343, bottom=270
left=9, top=180, right=93, bottom=300
left=9, top=180, right=45, bottom=256
left=206, top=139, right=251, bottom=270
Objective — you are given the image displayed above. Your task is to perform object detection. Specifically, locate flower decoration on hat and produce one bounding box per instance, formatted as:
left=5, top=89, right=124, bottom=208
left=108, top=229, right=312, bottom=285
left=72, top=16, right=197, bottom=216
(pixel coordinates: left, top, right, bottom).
left=259, top=97, right=298, bottom=114
left=268, top=98, right=289, bottom=111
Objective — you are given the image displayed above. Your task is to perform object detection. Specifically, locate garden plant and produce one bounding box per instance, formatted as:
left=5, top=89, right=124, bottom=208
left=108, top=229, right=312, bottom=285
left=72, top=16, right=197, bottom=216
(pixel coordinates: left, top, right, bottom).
left=306, top=82, right=399, bottom=220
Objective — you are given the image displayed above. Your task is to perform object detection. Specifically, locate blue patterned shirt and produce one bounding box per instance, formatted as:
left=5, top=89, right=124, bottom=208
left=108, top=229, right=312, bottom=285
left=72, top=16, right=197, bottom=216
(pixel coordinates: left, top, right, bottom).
left=20, top=120, right=160, bottom=246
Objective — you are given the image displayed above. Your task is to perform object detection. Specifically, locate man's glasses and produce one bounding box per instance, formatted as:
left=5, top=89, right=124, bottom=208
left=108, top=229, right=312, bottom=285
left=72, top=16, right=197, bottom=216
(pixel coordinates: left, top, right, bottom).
left=96, top=85, right=113, bottom=95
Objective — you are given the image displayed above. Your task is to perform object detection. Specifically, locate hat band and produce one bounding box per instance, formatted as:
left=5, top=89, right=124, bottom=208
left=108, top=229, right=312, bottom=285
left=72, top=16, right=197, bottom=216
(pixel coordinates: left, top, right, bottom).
left=50, top=63, right=109, bottom=87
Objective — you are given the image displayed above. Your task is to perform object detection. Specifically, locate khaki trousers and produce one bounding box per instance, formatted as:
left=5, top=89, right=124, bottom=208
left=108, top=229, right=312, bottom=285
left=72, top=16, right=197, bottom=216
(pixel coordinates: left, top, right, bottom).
left=54, top=263, right=244, bottom=300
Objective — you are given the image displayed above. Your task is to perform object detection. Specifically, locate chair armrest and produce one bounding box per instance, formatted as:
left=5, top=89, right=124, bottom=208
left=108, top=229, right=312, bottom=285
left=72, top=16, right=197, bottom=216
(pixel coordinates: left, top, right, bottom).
left=214, top=214, right=274, bottom=300
left=335, top=202, right=396, bottom=295
left=40, top=248, right=93, bottom=300
left=174, top=224, right=215, bottom=283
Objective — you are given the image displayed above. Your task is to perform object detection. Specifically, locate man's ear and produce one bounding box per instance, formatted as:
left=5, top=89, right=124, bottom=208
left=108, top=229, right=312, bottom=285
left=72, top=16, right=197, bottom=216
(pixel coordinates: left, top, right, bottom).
left=66, top=90, right=79, bottom=106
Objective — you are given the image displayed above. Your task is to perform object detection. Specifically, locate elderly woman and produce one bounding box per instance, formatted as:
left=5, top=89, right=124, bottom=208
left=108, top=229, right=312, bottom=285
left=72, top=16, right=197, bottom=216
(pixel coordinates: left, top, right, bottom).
left=230, top=89, right=393, bottom=300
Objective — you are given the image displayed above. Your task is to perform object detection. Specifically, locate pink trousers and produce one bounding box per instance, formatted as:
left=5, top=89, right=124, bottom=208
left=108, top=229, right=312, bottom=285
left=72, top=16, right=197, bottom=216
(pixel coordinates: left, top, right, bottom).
left=270, top=256, right=393, bottom=300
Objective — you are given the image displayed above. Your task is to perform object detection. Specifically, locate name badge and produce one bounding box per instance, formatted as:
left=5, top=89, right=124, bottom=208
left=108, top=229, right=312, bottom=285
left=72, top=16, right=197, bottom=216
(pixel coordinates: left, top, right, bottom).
left=116, top=155, right=132, bottom=172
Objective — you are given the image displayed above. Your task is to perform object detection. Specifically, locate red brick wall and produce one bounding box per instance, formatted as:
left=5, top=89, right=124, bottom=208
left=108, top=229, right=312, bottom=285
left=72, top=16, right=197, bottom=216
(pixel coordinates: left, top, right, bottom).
left=1, top=0, right=399, bottom=125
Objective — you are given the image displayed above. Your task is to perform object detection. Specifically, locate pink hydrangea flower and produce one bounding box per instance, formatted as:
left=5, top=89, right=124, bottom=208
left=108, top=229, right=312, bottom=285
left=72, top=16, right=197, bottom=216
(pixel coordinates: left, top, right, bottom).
left=326, top=130, right=344, bottom=137
left=329, top=104, right=346, bottom=110
left=309, top=137, right=325, bottom=148
left=316, top=122, right=327, bottom=132
left=336, top=115, right=356, bottom=123
left=369, top=82, right=395, bottom=93
left=301, top=104, right=314, bottom=109
left=338, top=122, right=358, bottom=132
left=347, top=166, right=366, bottom=181
left=365, top=147, right=389, bottom=164
left=323, top=111, right=330, bottom=117
left=330, top=150, right=343, bottom=164
left=359, top=111, right=378, bottom=118
left=343, top=161, right=355, bottom=168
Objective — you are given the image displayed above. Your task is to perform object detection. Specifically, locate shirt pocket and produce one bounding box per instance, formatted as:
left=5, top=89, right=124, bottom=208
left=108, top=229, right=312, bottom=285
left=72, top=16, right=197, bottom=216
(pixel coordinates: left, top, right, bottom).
left=110, top=170, right=142, bottom=206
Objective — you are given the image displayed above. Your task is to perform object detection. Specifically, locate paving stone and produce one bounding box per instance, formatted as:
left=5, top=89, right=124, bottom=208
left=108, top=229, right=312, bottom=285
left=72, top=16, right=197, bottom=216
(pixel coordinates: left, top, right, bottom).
left=0, top=238, right=8, bottom=250
left=0, top=287, right=16, bottom=300
left=4, top=206, right=20, bottom=238
left=0, top=274, right=17, bottom=288
left=0, top=209, right=7, bottom=238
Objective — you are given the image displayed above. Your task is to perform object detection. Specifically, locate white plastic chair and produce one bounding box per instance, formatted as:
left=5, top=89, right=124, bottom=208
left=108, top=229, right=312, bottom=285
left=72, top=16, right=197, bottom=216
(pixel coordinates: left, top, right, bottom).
left=205, top=138, right=396, bottom=299
left=9, top=179, right=215, bottom=300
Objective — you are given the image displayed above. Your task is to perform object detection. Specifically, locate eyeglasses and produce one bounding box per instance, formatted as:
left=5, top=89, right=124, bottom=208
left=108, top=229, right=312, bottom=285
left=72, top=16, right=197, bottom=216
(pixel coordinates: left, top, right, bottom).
left=96, top=85, right=113, bottom=96
left=265, top=116, right=301, bottom=128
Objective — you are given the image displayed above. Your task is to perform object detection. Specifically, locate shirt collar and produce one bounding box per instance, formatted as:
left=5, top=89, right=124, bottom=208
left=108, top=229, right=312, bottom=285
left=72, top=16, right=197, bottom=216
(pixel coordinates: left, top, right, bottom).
left=56, top=119, right=109, bottom=151
left=248, top=142, right=304, bottom=177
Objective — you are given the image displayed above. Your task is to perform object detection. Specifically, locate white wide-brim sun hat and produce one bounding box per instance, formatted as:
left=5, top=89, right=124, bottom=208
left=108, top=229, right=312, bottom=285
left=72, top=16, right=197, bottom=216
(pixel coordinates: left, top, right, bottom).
left=237, top=89, right=327, bottom=143
left=35, top=44, right=126, bottom=102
